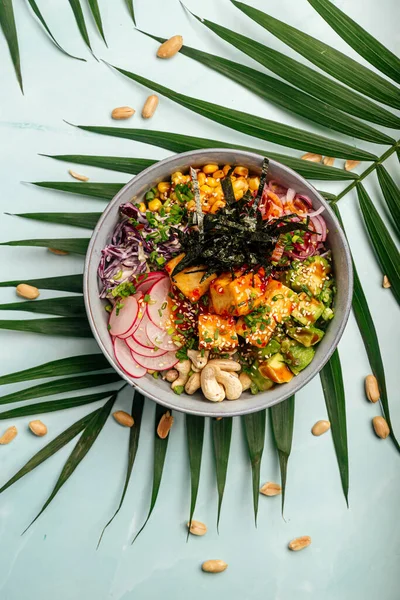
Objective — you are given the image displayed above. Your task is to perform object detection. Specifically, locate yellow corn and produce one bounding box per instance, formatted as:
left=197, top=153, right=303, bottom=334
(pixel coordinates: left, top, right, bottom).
left=163, top=204, right=171, bottom=213
left=212, top=169, right=225, bottom=180
left=148, top=199, right=162, bottom=212
left=234, top=166, right=249, bottom=178
left=232, top=178, right=248, bottom=200
left=171, top=171, right=185, bottom=184
left=197, top=172, right=206, bottom=187
left=187, top=200, right=196, bottom=210
left=158, top=181, right=171, bottom=194
left=205, top=177, right=219, bottom=188
left=248, top=177, right=260, bottom=191
left=138, top=202, right=146, bottom=213
left=210, top=200, right=226, bottom=213
left=200, top=184, right=214, bottom=195
left=212, top=186, right=224, bottom=200
left=170, top=192, right=178, bottom=202
left=203, top=163, right=219, bottom=175
left=223, top=164, right=231, bottom=176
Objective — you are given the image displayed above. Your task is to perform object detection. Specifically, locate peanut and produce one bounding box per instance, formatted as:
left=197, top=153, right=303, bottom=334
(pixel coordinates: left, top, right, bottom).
left=111, top=106, right=135, bottom=120
left=372, top=416, right=390, bottom=439
left=68, top=169, right=89, bottom=181
left=301, top=153, right=322, bottom=163
left=383, top=275, right=391, bottom=288
left=113, top=411, right=134, bottom=427
left=16, top=283, right=40, bottom=300
left=288, top=536, right=311, bottom=551
left=260, top=481, right=282, bottom=496
left=344, top=160, right=360, bottom=171
left=188, top=520, right=207, bottom=536
left=142, top=95, right=159, bottom=119
left=157, top=35, right=183, bottom=59
left=0, top=426, right=18, bottom=445
left=29, top=420, right=47, bottom=437
left=202, top=560, right=228, bottom=573
left=311, top=420, right=331, bottom=436
left=365, top=375, right=380, bottom=403
left=322, top=156, right=335, bottom=167
left=157, top=410, right=174, bottom=438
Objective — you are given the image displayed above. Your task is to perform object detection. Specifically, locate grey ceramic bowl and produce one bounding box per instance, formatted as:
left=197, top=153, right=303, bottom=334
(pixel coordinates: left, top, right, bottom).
left=84, top=149, right=353, bottom=417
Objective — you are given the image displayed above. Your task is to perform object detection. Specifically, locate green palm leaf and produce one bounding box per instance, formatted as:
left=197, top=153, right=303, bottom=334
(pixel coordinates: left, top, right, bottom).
left=87, top=0, right=106, bottom=45
left=72, top=125, right=357, bottom=181
left=319, top=350, right=349, bottom=505
left=232, top=1, right=400, bottom=110
left=98, top=391, right=144, bottom=547
left=111, top=66, right=377, bottom=161
left=212, top=417, right=232, bottom=529
left=270, top=395, right=295, bottom=514
left=0, top=373, right=121, bottom=406
left=26, top=0, right=85, bottom=61
left=0, top=237, right=89, bottom=255
left=124, top=0, right=136, bottom=24
left=147, top=32, right=393, bottom=146
left=10, top=211, right=101, bottom=230
left=0, top=353, right=110, bottom=386
left=0, top=274, right=83, bottom=293
left=41, top=153, right=156, bottom=175
left=68, top=0, right=92, bottom=53
left=32, top=181, right=123, bottom=200
left=243, top=410, right=266, bottom=524
left=0, top=407, right=99, bottom=494
left=25, top=395, right=115, bottom=531
left=133, top=405, right=171, bottom=542
left=0, top=317, right=92, bottom=337
left=0, top=390, right=117, bottom=421
left=186, top=415, right=205, bottom=531
left=376, top=165, right=400, bottom=240
left=307, top=0, right=400, bottom=85
left=0, top=296, right=86, bottom=317
left=357, top=183, right=400, bottom=306
left=0, top=0, right=22, bottom=91
left=184, top=14, right=400, bottom=130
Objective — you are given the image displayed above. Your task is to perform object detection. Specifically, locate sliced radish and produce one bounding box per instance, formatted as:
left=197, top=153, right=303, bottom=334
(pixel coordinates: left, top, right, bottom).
left=132, top=312, right=154, bottom=348
left=135, top=272, right=166, bottom=294
left=131, top=350, right=179, bottom=371
left=146, top=277, right=171, bottom=328
left=126, top=336, right=168, bottom=358
left=146, top=320, right=179, bottom=352
left=113, top=337, right=146, bottom=378
left=109, top=295, right=138, bottom=337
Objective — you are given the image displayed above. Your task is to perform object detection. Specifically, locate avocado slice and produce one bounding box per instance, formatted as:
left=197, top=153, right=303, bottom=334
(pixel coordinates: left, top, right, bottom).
left=257, top=338, right=281, bottom=357
left=292, top=293, right=324, bottom=325
left=286, top=256, right=331, bottom=297
left=281, top=340, right=315, bottom=375
left=259, top=353, right=294, bottom=384
left=321, top=306, right=334, bottom=321
left=247, top=362, right=275, bottom=392
left=286, top=324, right=325, bottom=347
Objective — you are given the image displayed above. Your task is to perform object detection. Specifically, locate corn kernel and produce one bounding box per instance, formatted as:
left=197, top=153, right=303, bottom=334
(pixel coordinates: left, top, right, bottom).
left=158, top=181, right=171, bottom=194
left=163, top=204, right=171, bottom=213
left=222, top=164, right=231, bottom=176
left=212, top=186, right=224, bottom=200
left=138, top=202, right=146, bottom=213
left=197, top=172, right=206, bottom=186
left=187, top=200, right=196, bottom=210
left=200, top=184, right=213, bottom=194
left=148, top=199, right=162, bottom=212
left=232, top=178, right=249, bottom=193
left=210, top=200, right=226, bottom=213
left=203, top=163, right=219, bottom=175
left=248, top=177, right=260, bottom=191
left=213, top=170, right=225, bottom=179
left=170, top=192, right=178, bottom=202
left=205, top=177, right=219, bottom=188
left=234, top=166, right=249, bottom=178
left=171, top=171, right=185, bottom=184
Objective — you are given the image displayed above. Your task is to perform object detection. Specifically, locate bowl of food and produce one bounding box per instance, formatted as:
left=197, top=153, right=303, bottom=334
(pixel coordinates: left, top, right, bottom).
left=84, top=149, right=352, bottom=417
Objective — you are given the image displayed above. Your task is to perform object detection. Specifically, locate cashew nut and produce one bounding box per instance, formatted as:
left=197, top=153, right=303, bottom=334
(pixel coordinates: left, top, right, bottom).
left=215, top=369, right=243, bottom=400
left=164, top=369, right=179, bottom=383
left=187, top=349, right=209, bottom=370
left=171, top=359, right=191, bottom=390
left=208, top=359, right=241, bottom=372
left=239, top=372, right=252, bottom=391
left=190, top=363, right=201, bottom=373
left=201, top=365, right=226, bottom=402
left=185, top=372, right=201, bottom=394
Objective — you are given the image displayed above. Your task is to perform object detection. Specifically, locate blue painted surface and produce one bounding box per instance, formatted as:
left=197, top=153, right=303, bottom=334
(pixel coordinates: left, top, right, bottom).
left=0, top=0, right=399, bottom=598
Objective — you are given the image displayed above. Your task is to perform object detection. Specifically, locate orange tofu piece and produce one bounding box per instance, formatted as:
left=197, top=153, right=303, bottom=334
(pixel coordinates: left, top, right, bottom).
left=198, top=313, right=239, bottom=351
left=209, top=272, right=265, bottom=317
left=236, top=315, right=277, bottom=348
left=262, top=280, right=297, bottom=323
left=165, top=253, right=216, bottom=303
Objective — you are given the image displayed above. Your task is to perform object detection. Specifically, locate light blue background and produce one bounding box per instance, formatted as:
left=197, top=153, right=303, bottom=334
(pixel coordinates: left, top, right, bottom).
left=0, top=0, right=399, bottom=598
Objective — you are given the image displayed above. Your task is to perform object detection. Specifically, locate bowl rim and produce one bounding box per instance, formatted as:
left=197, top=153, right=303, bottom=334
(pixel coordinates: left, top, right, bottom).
left=84, top=148, right=353, bottom=417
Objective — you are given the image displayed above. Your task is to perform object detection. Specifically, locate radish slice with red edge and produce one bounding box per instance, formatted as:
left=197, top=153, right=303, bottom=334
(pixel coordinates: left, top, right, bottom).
left=109, top=295, right=138, bottom=337
left=126, top=336, right=168, bottom=358
left=135, top=272, right=166, bottom=294
left=113, top=337, right=146, bottom=378
left=132, top=312, right=154, bottom=348
left=131, top=350, right=179, bottom=371
left=146, top=277, right=171, bottom=328
left=146, top=320, right=179, bottom=352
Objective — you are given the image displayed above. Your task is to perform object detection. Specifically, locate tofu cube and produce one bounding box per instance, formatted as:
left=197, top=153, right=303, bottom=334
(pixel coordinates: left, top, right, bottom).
left=198, top=313, right=238, bottom=351
left=263, top=280, right=297, bottom=323
left=210, top=271, right=265, bottom=317
left=165, top=253, right=216, bottom=303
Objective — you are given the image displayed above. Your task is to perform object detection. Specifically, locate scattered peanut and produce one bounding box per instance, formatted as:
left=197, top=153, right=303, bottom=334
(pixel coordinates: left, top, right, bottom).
left=111, top=106, right=135, bottom=120
left=142, top=95, right=159, bottom=119
left=113, top=410, right=134, bottom=427
left=301, top=153, right=322, bottom=163
left=383, top=275, right=391, bottom=288
left=29, top=420, right=48, bottom=437
left=16, top=283, right=40, bottom=300
left=344, top=160, right=360, bottom=171
left=322, top=156, right=335, bottom=167
left=188, top=520, right=207, bottom=536
left=157, top=35, right=183, bottom=59
left=68, top=169, right=89, bottom=181
left=216, top=417, right=223, bottom=421
left=288, top=536, right=311, bottom=552
left=365, top=375, right=380, bottom=403
left=311, top=420, right=331, bottom=436
left=260, top=481, right=282, bottom=496
left=157, top=410, right=174, bottom=439
left=202, top=560, right=228, bottom=573
left=0, top=426, right=18, bottom=445
left=372, top=416, right=390, bottom=439
left=164, top=369, right=179, bottom=383
left=48, top=248, right=69, bottom=255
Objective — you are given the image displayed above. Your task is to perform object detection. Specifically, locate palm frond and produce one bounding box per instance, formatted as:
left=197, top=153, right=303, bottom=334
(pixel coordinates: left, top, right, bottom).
left=0, top=237, right=89, bottom=255
left=0, top=296, right=86, bottom=317
left=124, top=0, right=136, bottom=24
left=32, top=181, right=123, bottom=200
left=41, top=153, right=156, bottom=175
left=0, top=274, right=83, bottom=293
left=243, top=410, right=266, bottom=524
left=68, top=0, right=92, bottom=53
left=376, top=165, right=400, bottom=240
left=87, top=0, right=106, bottom=45
left=9, top=211, right=101, bottom=230
left=212, top=417, right=232, bottom=529
left=270, top=395, right=295, bottom=514
left=0, top=317, right=93, bottom=337
left=186, top=415, right=205, bottom=532
left=0, top=0, right=22, bottom=92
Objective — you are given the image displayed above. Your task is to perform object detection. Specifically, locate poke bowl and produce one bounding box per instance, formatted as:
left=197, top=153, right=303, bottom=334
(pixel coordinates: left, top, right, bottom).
left=84, top=149, right=353, bottom=417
